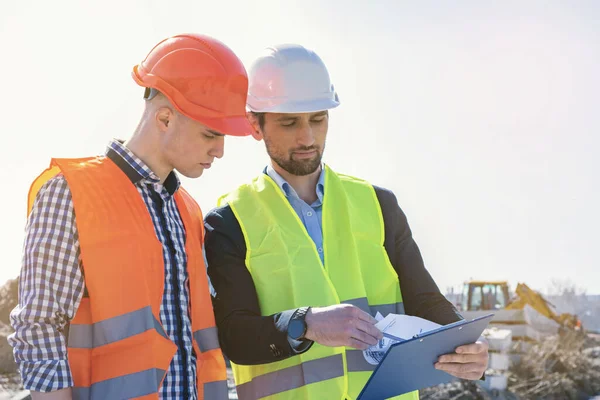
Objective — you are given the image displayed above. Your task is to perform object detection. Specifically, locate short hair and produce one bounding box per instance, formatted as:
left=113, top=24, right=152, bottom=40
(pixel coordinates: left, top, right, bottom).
left=249, top=111, right=266, bottom=130
left=143, top=87, right=162, bottom=100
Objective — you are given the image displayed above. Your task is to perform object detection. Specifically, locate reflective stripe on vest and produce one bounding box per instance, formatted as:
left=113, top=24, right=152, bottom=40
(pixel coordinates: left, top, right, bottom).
left=68, top=306, right=168, bottom=349
left=29, top=157, right=227, bottom=400
left=194, top=326, right=220, bottom=352
left=236, top=354, right=345, bottom=399
left=220, top=165, right=419, bottom=400
left=72, top=373, right=229, bottom=400
left=72, top=369, right=165, bottom=400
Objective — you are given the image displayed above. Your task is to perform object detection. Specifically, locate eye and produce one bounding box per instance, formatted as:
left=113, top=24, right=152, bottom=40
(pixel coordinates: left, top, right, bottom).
left=203, top=133, right=216, bottom=139
left=311, top=117, right=326, bottom=123
left=281, top=121, right=296, bottom=127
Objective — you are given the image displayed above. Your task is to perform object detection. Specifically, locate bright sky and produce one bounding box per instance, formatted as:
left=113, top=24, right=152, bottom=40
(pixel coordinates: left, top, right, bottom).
left=1, top=1, right=599, bottom=295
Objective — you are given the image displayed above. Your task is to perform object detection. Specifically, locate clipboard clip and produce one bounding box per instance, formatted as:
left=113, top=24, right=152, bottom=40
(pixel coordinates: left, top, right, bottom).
left=412, top=328, right=424, bottom=339
left=382, top=332, right=404, bottom=342
left=382, top=328, right=425, bottom=342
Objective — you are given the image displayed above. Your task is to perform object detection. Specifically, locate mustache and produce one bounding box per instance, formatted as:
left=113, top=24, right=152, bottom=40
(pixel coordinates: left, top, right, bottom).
left=290, top=146, right=319, bottom=153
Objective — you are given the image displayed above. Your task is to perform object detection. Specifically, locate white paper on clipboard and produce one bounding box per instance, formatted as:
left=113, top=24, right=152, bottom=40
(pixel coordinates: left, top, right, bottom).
left=363, top=313, right=442, bottom=365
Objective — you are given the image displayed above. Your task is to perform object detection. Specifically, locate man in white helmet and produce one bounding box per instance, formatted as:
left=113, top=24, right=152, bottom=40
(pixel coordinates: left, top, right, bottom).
left=204, top=44, right=489, bottom=399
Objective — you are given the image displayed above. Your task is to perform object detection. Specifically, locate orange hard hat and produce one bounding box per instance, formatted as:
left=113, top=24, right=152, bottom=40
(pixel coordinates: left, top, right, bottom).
left=133, top=34, right=252, bottom=136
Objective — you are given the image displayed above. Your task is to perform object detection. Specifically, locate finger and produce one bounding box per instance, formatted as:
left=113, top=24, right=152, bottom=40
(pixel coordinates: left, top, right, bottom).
left=444, top=371, right=484, bottom=381
left=348, top=337, right=371, bottom=350
left=349, top=327, right=379, bottom=346
left=438, top=352, right=487, bottom=364
left=455, top=342, right=488, bottom=354
left=355, top=319, right=384, bottom=340
left=434, top=362, right=482, bottom=375
left=354, top=308, right=378, bottom=325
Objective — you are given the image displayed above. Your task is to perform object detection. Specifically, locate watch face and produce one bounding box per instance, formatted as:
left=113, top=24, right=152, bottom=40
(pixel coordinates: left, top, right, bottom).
left=289, top=318, right=305, bottom=340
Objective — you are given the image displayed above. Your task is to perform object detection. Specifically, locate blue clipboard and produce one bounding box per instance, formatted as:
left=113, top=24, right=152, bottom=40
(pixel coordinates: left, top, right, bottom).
left=357, top=314, right=494, bottom=400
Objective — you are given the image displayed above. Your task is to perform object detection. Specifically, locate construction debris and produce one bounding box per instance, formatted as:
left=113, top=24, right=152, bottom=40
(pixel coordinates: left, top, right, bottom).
left=419, top=380, right=486, bottom=400
left=420, top=330, right=600, bottom=399
left=507, top=331, right=600, bottom=399
left=0, top=373, right=23, bottom=399
left=0, top=279, right=17, bottom=376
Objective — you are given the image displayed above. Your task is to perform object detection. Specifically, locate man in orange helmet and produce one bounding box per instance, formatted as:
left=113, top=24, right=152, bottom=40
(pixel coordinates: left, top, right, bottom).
left=8, top=34, right=251, bottom=400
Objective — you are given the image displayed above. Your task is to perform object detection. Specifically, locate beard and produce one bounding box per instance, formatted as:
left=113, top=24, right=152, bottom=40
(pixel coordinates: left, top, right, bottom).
left=265, top=141, right=324, bottom=176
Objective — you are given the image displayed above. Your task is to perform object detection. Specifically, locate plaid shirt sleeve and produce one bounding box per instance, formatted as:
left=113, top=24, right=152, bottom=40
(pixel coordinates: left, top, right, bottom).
left=8, top=175, right=85, bottom=392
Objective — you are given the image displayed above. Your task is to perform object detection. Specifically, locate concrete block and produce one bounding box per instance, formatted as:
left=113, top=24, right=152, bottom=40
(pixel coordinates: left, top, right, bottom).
left=483, top=327, right=512, bottom=352
left=488, top=352, right=511, bottom=370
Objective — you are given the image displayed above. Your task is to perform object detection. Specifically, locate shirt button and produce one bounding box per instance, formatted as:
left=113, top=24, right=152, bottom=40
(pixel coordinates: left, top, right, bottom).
left=306, top=211, right=313, bottom=217
left=318, top=247, right=323, bottom=253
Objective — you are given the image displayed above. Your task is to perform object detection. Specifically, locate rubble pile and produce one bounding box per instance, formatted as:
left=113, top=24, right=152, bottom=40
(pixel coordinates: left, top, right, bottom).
left=419, top=380, right=487, bottom=400
left=0, top=279, right=17, bottom=327
left=0, top=279, right=18, bottom=375
left=420, top=380, right=522, bottom=400
left=508, top=331, right=600, bottom=399
left=0, top=278, right=21, bottom=400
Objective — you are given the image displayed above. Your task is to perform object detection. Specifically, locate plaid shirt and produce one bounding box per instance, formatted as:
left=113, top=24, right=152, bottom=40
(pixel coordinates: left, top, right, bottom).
left=9, top=140, right=199, bottom=399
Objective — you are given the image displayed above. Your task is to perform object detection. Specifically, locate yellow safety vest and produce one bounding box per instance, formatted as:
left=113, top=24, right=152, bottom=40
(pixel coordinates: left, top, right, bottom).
left=219, top=165, right=419, bottom=400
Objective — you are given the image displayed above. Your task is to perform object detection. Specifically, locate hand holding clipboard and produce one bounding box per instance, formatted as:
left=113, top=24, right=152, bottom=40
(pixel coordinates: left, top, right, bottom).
left=358, top=314, right=494, bottom=400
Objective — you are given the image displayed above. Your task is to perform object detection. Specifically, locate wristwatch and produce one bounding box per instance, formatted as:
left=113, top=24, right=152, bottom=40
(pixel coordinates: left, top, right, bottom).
left=287, top=307, right=311, bottom=340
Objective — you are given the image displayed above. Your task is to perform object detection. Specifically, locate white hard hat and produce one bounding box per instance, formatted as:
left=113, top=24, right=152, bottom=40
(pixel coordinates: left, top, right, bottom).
left=247, top=44, right=340, bottom=113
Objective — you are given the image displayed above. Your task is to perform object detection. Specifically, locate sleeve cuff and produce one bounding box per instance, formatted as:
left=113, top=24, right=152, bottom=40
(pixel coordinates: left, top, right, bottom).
left=275, top=308, right=314, bottom=355
left=19, top=359, right=74, bottom=392
left=287, top=336, right=314, bottom=354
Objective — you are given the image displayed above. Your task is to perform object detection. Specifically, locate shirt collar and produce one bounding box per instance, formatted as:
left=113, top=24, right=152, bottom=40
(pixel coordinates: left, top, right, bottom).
left=265, top=164, right=325, bottom=205
left=105, top=139, right=180, bottom=195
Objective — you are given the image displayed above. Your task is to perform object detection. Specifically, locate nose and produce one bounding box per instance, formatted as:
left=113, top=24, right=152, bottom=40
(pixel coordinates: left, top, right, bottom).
left=296, top=122, right=315, bottom=148
left=209, top=136, right=225, bottom=159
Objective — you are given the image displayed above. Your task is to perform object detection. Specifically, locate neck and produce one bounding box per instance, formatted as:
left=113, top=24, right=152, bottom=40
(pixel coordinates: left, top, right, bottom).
left=271, top=161, right=322, bottom=204
left=125, top=123, right=172, bottom=184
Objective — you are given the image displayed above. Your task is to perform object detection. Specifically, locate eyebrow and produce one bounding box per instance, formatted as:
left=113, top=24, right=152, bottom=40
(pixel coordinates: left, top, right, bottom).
left=206, top=129, right=225, bottom=137
left=276, top=115, right=297, bottom=122
left=276, top=111, right=328, bottom=122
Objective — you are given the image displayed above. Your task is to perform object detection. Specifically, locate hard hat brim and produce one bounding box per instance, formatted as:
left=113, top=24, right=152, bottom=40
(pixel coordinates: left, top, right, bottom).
left=247, top=97, right=340, bottom=114
left=201, top=115, right=254, bottom=137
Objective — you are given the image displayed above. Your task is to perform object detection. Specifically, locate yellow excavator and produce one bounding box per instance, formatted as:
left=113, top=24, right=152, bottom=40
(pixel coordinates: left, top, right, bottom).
left=459, top=280, right=582, bottom=331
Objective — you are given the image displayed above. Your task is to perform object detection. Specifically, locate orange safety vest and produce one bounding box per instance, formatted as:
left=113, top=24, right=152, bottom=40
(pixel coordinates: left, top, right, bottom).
left=28, top=156, right=227, bottom=400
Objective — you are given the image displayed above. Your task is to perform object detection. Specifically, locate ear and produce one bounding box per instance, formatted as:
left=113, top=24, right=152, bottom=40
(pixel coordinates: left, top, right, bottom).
left=156, top=107, right=173, bottom=132
left=247, top=111, right=263, bottom=142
